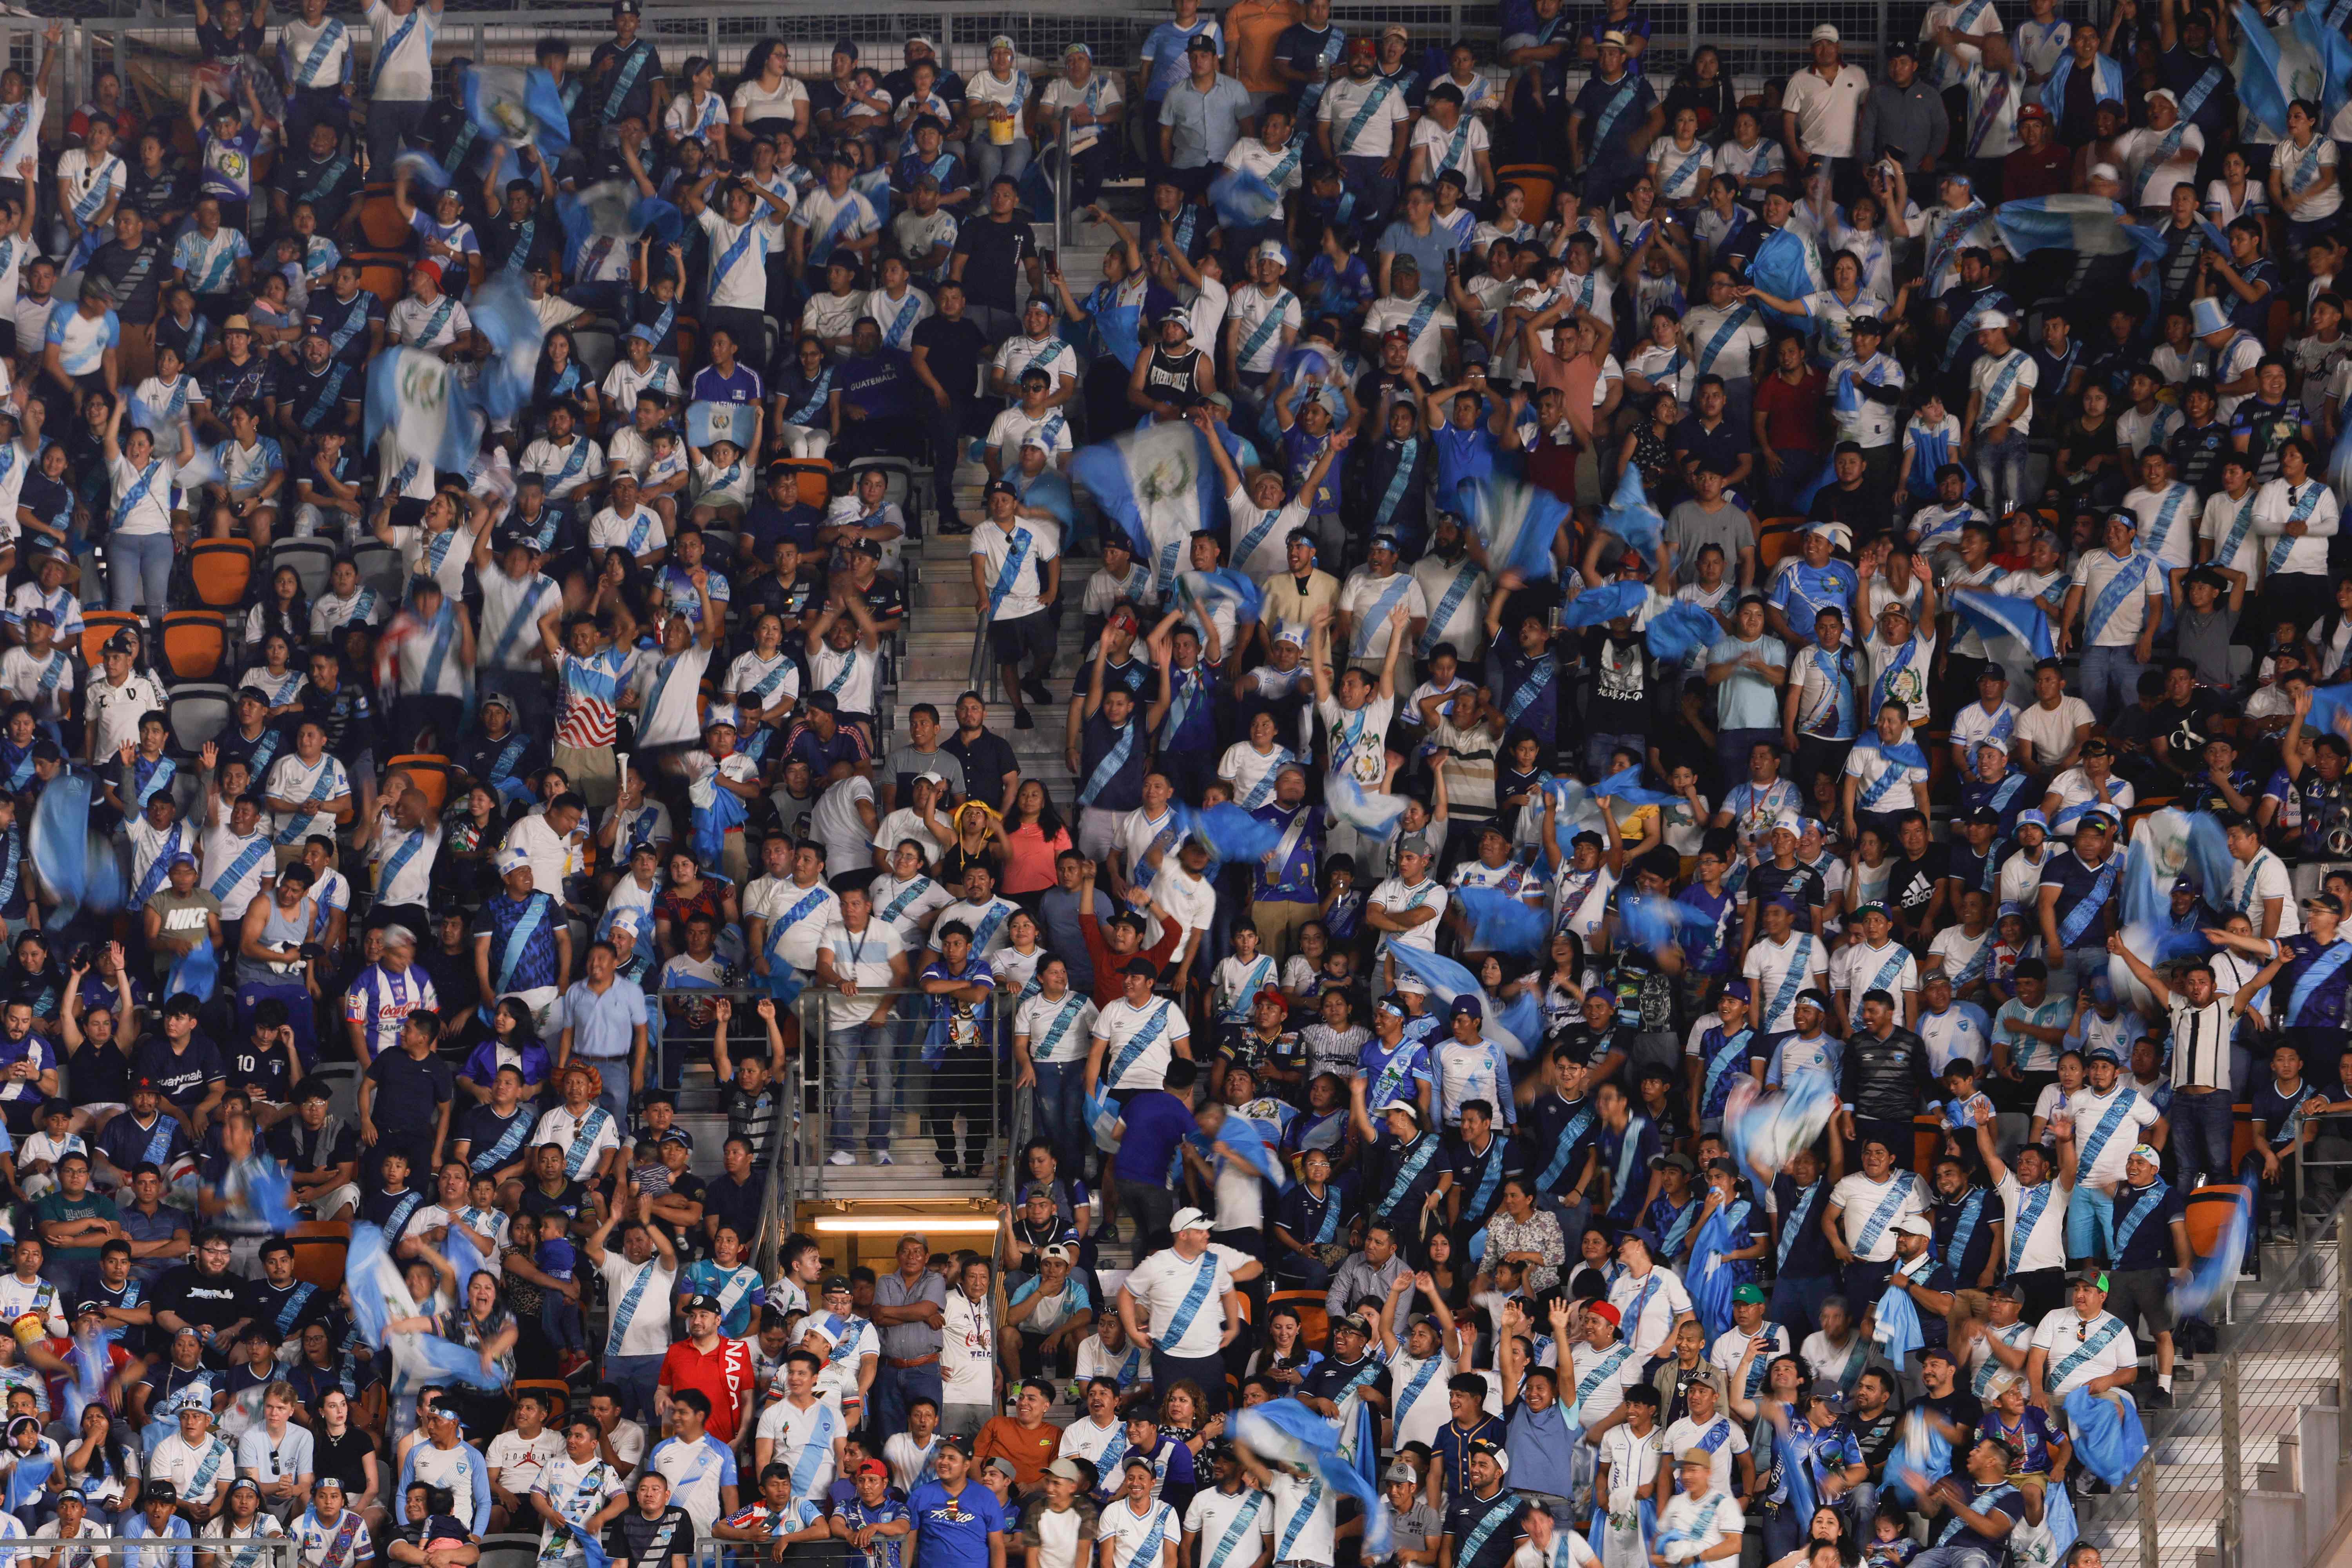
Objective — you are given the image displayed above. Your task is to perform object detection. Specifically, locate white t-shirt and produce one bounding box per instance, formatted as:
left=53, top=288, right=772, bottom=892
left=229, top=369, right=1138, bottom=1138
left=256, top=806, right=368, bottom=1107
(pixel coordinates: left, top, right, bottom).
left=1091, top=996, right=1191, bottom=1091
left=2014, top=697, right=2094, bottom=771
left=1368, top=876, right=1448, bottom=953
left=940, top=1288, right=996, bottom=1406
left=1996, top=1169, right=2069, bottom=1274
left=1659, top=1415, right=1749, bottom=1495
left=1123, top=1246, right=1235, bottom=1358
left=969, top=517, right=1060, bottom=621
left=1969, top=348, right=2040, bottom=435
left=1100, top=1498, right=1185, bottom=1568
left=815, top=919, right=904, bottom=1032
left=1828, top=1171, right=1926, bottom=1261
left=2031, top=1307, right=2136, bottom=1396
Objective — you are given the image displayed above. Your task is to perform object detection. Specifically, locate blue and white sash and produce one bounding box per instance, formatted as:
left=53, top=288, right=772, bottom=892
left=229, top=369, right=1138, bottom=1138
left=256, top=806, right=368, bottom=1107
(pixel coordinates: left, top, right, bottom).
left=1377, top=1134, right=1442, bottom=1219
left=2083, top=552, right=2152, bottom=645
left=1696, top=303, right=1758, bottom=377
left=495, top=893, right=550, bottom=993
left=604, top=1258, right=659, bottom=1355
left=1417, top=562, right=1483, bottom=655
left=1350, top=572, right=1414, bottom=657
left=2044, top=1314, right=2127, bottom=1391
left=1077, top=721, right=1136, bottom=807
left=209, top=835, right=268, bottom=903
left=133, top=821, right=189, bottom=906
left=1236, top=291, right=1295, bottom=372
left=1974, top=351, right=2028, bottom=433
left=1374, top=438, right=1419, bottom=529
left=1779, top=1180, right=1820, bottom=1269
left=2289, top=939, right=2352, bottom=1024
left=2267, top=482, right=2326, bottom=573
left=1105, top=1003, right=1173, bottom=1087
left=2056, top=858, right=2120, bottom=948
left=1159, top=1251, right=1222, bottom=1347
left=1852, top=1176, right=1912, bottom=1256
left=2110, top=1180, right=2168, bottom=1257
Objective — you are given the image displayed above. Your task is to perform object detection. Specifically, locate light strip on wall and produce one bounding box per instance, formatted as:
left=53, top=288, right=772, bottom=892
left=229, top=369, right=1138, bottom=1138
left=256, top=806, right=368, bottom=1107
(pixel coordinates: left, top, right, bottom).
left=808, top=1217, right=1004, bottom=1235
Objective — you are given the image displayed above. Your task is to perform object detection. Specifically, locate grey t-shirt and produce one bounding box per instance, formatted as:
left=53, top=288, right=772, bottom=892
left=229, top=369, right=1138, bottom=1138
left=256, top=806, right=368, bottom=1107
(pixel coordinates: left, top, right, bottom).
left=885, top=744, right=969, bottom=804
left=1664, top=499, right=1754, bottom=579
left=873, top=1265, right=950, bottom=1361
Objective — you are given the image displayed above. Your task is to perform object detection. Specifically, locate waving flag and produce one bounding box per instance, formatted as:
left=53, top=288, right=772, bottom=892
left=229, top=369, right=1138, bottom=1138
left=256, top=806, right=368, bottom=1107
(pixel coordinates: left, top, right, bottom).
left=1595, top=764, right=1680, bottom=808
left=59, top=1329, right=110, bottom=1428
left=1387, top=942, right=1543, bottom=1062
left=1599, top=463, right=1666, bottom=569
left=1232, top=1402, right=1393, bottom=1559
left=1883, top=1408, right=1954, bottom=1507
left=1178, top=568, right=1266, bottom=634
left=2171, top=1182, right=2253, bottom=1320
left=1191, top=1109, right=1289, bottom=1190
left=1463, top=473, right=1572, bottom=581
left=2112, top=807, right=2204, bottom=1011
left=2292, top=3, right=2352, bottom=115
left=31, top=771, right=91, bottom=928
left=1178, top=802, right=1285, bottom=866
left=1993, top=194, right=2149, bottom=258
left=220, top=1154, right=300, bottom=1233
left=2186, top=811, right=2237, bottom=905
left=1543, top=776, right=1610, bottom=863
left=1559, top=580, right=1651, bottom=630
left=1327, top=776, right=1410, bottom=838
left=1748, top=228, right=1820, bottom=328
left=345, top=1222, right=509, bottom=1392
left=83, top=829, right=125, bottom=917
left=1455, top=886, right=1550, bottom=956
left=469, top=278, right=548, bottom=427
left=1208, top=167, right=1283, bottom=230
left=2236, top=1, right=2296, bottom=135
left=1687, top=1201, right=1751, bottom=1339
left=366, top=348, right=486, bottom=477
left=393, top=149, right=454, bottom=191
left=1873, top=1272, right=1926, bottom=1362
left=1646, top=602, right=1721, bottom=664
left=167, top=931, right=219, bottom=1004
left=1073, top=420, right=1222, bottom=599
left=1951, top=589, right=2056, bottom=664
left=1724, top=1073, right=1841, bottom=1181
left=1619, top=891, right=1713, bottom=957
left=2331, top=413, right=2352, bottom=503
left=1087, top=1085, right=1123, bottom=1154
left=2061, top=1388, right=2149, bottom=1486
left=688, top=400, right=754, bottom=450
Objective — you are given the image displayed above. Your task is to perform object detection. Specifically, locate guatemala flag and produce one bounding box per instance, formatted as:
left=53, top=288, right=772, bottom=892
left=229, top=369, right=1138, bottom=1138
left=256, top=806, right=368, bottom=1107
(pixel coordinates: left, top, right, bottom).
left=470, top=278, right=549, bottom=426
left=1387, top=943, right=1543, bottom=1063
left=2291, top=4, right=2352, bottom=116
left=1598, top=463, right=1666, bottom=571
left=1325, top=775, right=1410, bottom=839
left=1072, top=420, right=1223, bottom=600
left=688, top=400, right=755, bottom=450
left=1454, top=887, right=1551, bottom=957
left=1232, top=1401, right=1394, bottom=1558
left=1645, top=602, right=1721, bottom=665
left=1559, top=580, right=1653, bottom=630
left=366, top=348, right=486, bottom=477
left=1747, top=227, right=1821, bottom=328
left=1459, top=473, right=1572, bottom=578
left=2234, top=1, right=2300, bottom=136
left=1208, top=167, right=1283, bottom=230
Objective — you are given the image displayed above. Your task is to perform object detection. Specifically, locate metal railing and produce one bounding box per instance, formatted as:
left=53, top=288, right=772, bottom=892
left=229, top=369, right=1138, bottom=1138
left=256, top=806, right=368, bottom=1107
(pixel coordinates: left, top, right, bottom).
left=2063, top=1186, right=2352, bottom=1568
left=16, top=1540, right=301, bottom=1568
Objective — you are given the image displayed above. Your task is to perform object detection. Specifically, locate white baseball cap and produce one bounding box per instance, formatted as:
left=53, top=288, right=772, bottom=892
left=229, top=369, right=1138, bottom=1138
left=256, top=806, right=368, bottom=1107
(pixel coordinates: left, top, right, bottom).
left=1171, top=1207, right=1212, bottom=1234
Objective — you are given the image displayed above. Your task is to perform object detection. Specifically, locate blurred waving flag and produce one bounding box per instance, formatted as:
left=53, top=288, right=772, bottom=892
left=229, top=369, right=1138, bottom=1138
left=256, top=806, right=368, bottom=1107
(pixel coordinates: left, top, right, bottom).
left=471, top=278, right=548, bottom=426
left=1191, top=1109, right=1289, bottom=1190
left=1598, top=463, right=1665, bottom=570
left=1559, top=580, right=1651, bottom=630
left=1177, top=802, right=1285, bottom=866
left=1073, top=420, right=1221, bottom=599
left=2236, top=1, right=2296, bottom=135
left=2170, top=1182, right=2254, bottom=1321
left=1950, top=588, right=2056, bottom=664
left=1387, top=942, right=1543, bottom=1062
left=1178, top=568, right=1266, bottom=633
left=1725, top=1073, right=1840, bottom=1181
left=1595, top=764, right=1681, bottom=808
left=1232, top=1402, right=1393, bottom=1559
left=393, top=149, right=454, bottom=190
left=1326, top=776, right=1410, bottom=839
left=1463, top=473, right=1572, bottom=581
left=31, top=771, right=89, bottom=929
left=1645, top=602, right=1721, bottom=664
left=2292, top=3, right=2352, bottom=116
left=1619, top=890, right=1713, bottom=957
left=1455, top=886, right=1550, bottom=957
left=367, top=348, right=485, bottom=477
left=2062, top=1388, right=2149, bottom=1486
left=1883, top=1409, right=1954, bottom=1507
left=1992, top=194, right=2149, bottom=258
left=1208, top=167, right=1283, bottom=230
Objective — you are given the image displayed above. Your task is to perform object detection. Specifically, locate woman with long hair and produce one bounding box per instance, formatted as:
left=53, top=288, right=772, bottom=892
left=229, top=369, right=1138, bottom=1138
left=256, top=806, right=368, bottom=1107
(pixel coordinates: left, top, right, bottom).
left=533, top=328, right=597, bottom=430
left=1245, top=1305, right=1321, bottom=1389
left=1663, top=45, right=1736, bottom=137
left=457, top=995, right=552, bottom=1109
left=238, top=627, right=308, bottom=720
left=998, top=778, right=1070, bottom=906
left=243, top=566, right=309, bottom=649
left=730, top=40, right=811, bottom=151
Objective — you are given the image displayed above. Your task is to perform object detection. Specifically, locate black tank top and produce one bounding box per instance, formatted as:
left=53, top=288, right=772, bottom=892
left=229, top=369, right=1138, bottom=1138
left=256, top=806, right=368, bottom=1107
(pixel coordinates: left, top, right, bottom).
left=1147, top=345, right=1202, bottom=400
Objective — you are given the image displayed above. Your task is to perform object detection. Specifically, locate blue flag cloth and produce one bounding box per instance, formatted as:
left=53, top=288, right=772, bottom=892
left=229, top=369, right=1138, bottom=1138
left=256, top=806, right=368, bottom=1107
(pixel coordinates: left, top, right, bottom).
left=1992, top=195, right=2147, bottom=259
left=226, top=1155, right=301, bottom=1232
left=1950, top=589, right=2056, bottom=662
left=1327, top=776, right=1410, bottom=838
left=393, top=149, right=454, bottom=190
left=345, top=1222, right=509, bottom=1392
left=1725, top=1074, right=1841, bottom=1181
left=1209, top=167, right=1283, bottom=229
left=2332, top=412, right=2352, bottom=501
left=1748, top=228, right=1819, bottom=328
left=31, top=770, right=91, bottom=928
left=2170, top=1182, right=2253, bottom=1321
left=687, top=400, right=753, bottom=451
left=1456, top=887, right=1550, bottom=956
left=1619, top=890, right=1711, bottom=956
left=632, top=197, right=685, bottom=246
left=1190, top=1110, right=1290, bottom=1190
left=1873, top=1273, right=1926, bottom=1362
left=2292, top=4, right=2352, bottom=115
left=1882, top=1408, right=1954, bottom=1508
left=2235, top=1, right=2294, bottom=135
left=1646, top=603, right=1721, bottom=664
left=1087, top=1085, right=1123, bottom=1154
left=365, top=348, right=488, bottom=476
left=2062, top=1388, right=2149, bottom=1486
left=167, top=937, right=219, bottom=1005
left=1178, top=802, right=1285, bottom=867
left=1595, top=764, right=1681, bottom=808
left=1387, top=942, right=1542, bottom=1061
left=85, top=829, right=125, bottom=916
left=1014, top=467, right=1078, bottom=530
left=1464, top=474, right=1572, bottom=581
left=470, top=278, right=549, bottom=426
left=1072, top=421, right=1223, bottom=596
left=1179, top=568, right=1266, bottom=633
left=1559, top=581, right=1651, bottom=630
left=1231, top=1401, right=1392, bottom=1559
left=1599, top=463, right=1666, bottom=570
left=1687, top=1201, right=1749, bottom=1339
left=1543, top=776, right=1609, bottom=864
left=2187, top=811, right=2238, bottom=906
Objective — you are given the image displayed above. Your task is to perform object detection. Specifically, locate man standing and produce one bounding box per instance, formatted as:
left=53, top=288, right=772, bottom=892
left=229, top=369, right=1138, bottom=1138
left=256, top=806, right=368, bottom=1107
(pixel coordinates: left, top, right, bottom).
left=1118, top=1206, right=1242, bottom=1406
left=870, top=1232, right=949, bottom=1445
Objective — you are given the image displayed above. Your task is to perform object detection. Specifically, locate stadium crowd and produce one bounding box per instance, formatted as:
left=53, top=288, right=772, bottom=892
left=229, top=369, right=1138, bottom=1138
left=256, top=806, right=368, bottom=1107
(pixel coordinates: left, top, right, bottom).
left=0, top=4, right=2334, bottom=1568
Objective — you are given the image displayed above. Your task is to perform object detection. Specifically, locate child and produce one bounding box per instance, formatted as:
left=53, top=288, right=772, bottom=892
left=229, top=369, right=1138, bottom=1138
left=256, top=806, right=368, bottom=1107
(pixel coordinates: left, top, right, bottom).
left=1864, top=1510, right=1918, bottom=1568
left=2290, top=291, right=2350, bottom=423
left=102, top=715, right=176, bottom=829
left=641, top=422, right=690, bottom=529
left=1897, top=389, right=1964, bottom=510
left=1319, top=853, right=1365, bottom=947
left=662, top=56, right=728, bottom=154
left=689, top=434, right=752, bottom=525
left=290, top=202, right=340, bottom=294
left=132, top=343, right=207, bottom=454
left=1985, top=906, right=2029, bottom=1002
left=534, top=1210, right=590, bottom=1370
left=15, top=1100, right=83, bottom=1200
left=626, top=1138, right=670, bottom=1200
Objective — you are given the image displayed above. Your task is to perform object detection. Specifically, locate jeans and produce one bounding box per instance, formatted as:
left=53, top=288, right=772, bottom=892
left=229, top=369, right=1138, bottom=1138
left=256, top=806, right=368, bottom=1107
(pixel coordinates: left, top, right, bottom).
left=871, top=1358, right=942, bottom=1443
left=1973, top=428, right=2032, bottom=522
left=1769, top=1270, right=1838, bottom=1337
left=604, top=1351, right=663, bottom=1421
left=107, top=530, right=172, bottom=616
left=2065, top=1182, right=2115, bottom=1261
left=1912, top=1548, right=1997, bottom=1568
left=1031, top=1060, right=1089, bottom=1177
left=2172, top=1089, right=2235, bottom=1188
left=970, top=133, right=1032, bottom=190
left=365, top=98, right=430, bottom=172
left=2077, top=644, right=2146, bottom=724
left=829, top=1020, right=895, bottom=1154
left=1116, top=1176, right=1178, bottom=1253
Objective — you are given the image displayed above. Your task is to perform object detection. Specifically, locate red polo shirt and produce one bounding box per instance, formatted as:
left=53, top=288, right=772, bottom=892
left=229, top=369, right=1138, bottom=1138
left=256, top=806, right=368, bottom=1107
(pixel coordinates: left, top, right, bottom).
left=657, top=1334, right=758, bottom=1441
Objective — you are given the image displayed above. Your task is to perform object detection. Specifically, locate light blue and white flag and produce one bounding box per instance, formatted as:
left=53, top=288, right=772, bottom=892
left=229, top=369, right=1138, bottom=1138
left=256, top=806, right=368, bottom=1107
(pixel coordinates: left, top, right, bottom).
left=1231, top=1401, right=1393, bottom=1559
left=1724, top=1073, right=1841, bottom=1182
left=470, top=278, right=547, bottom=426
left=365, top=348, right=485, bottom=476
left=2169, top=1182, right=2252, bottom=1320
left=1177, top=568, right=1266, bottom=632
left=688, top=400, right=752, bottom=450
left=1388, top=942, right=1543, bottom=1062
left=1208, top=167, right=1283, bottom=230
left=1463, top=472, right=1572, bottom=580
left=1455, top=887, right=1550, bottom=956
left=2235, top=1, right=2297, bottom=136
left=1598, top=463, right=1665, bottom=570
left=1559, top=580, right=1651, bottom=630
left=1646, top=603, right=1721, bottom=664
left=393, top=150, right=454, bottom=190
left=1176, top=802, right=1285, bottom=866
left=2061, top=1387, right=2148, bottom=1486
left=1325, top=775, right=1410, bottom=839
left=1072, top=420, right=1222, bottom=599
left=1951, top=589, right=2056, bottom=664
left=2291, top=4, right=2352, bottom=116
left=1748, top=228, right=1821, bottom=328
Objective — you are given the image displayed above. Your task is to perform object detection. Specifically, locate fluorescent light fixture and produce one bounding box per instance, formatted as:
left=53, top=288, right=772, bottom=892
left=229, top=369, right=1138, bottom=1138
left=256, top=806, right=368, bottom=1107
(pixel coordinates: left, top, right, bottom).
left=809, top=1217, right=1003, bottom=1235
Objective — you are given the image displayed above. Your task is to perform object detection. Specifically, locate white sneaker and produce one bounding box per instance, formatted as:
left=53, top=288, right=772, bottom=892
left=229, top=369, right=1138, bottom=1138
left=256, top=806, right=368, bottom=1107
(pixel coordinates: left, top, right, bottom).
left=874, top=1151, right=895, bottom=1166
left=828, top=1150, right=856, bottom=1166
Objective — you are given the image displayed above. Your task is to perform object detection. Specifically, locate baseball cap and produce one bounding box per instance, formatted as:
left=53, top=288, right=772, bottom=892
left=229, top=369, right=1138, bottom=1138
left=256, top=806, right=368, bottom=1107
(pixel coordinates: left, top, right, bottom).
left=1383, top=1461, right=1418, bottom=1485
left=1893, top=1214, right=1933, bottom=1237
left=1379, top=1099, right=1421, bottom=1123
left=1732, top=1284, right=1766, bottom=1305
left=1722, top=980, right=1752, bottom=1002
left=1450, top=995, right=1483, bottom=1020
left=1171, top=1207, right=1212, bottom=1234
left=684, top=1294, right=722, bottom=1315
left=495, top=846, right=531, bottom=875
left=1045, top=1458, right=1087, bottom=1483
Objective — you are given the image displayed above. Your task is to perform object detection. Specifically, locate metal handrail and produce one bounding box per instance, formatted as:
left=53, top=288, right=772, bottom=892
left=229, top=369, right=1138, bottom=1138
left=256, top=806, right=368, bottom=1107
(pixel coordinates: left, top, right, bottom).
left=2065, top=1185, right=2352, bottom=1568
